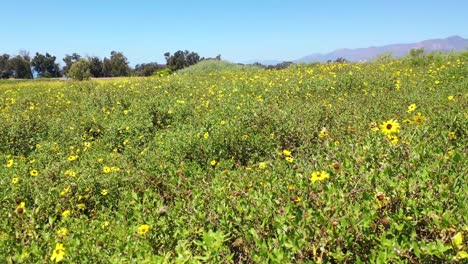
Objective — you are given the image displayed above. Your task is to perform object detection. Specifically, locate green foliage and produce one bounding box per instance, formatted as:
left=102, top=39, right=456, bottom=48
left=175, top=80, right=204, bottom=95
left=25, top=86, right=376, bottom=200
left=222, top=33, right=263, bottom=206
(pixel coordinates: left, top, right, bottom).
left=88, top=57, right=104, bottom=78
left=62, top=53, right=81, bottom=76
left=374, top=52, right=395, bottom=63
left=134, top=63, right=165, bottom=77
left=67, top=60, right=92, bottom=81
left=31, top=52, right=62, bottom=78
left=153, top=68, right=172, bottom=77
left=63, top=54, right=103, bottom=78
left=0, top=54, right=467, bottom=263
left=0, top=54, right=13, bottom=79
left=164, top=50, right=201, bottom=71
left=102, top=51, right=131, bottom=77
left=8, top=52, right=34, bottom=79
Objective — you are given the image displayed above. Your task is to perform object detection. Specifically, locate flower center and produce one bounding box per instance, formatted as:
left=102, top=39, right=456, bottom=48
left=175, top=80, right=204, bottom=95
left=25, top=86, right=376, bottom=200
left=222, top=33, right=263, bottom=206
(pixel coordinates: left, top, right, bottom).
left=386, top=124, right=392, bottom=130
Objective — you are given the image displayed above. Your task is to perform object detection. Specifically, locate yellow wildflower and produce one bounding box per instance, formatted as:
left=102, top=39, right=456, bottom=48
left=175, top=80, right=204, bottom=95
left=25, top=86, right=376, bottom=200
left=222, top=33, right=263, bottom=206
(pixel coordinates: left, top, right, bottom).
left=311, top=171, right=330, bottom=183
left=20, top=252, right=29, bottom=259
left=319, top=127, right=329, bottom=139
left=56, top=228, right=68, bottom=237
left=448, top=132, right=457, bottom=140
left=16, top=202, right=26, bottom=214
left=379, top=119, right=400, bottom=135
left=101, top=221, right=110, bottom=229
left=63, top=170, right=76, bottom=177
left=258, top=162, right=267, bottom=170
left=387, top=135, right=399, bottom=145
left=67, top=154, right=78, bottom=161
left=138, top=224, right=150, bottom=235
left=62, top=210, right=71, bottom=217
left=60, top=187, right=70, bottom=196
left=407, top=103, right=417, bottom=113
left=102, top=166, right=111, bottom=173
left=412, top=113, right=426, bottom=125
left=403, top=119, right=412, bottom=125
left=50, top=243, right=65, bottom=263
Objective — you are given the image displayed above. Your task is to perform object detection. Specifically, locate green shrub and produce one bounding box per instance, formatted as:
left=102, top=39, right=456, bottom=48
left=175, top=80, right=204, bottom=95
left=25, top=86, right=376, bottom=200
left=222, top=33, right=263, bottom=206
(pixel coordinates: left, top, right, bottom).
left=153, top=68, right=172, bottom=77
left=68, top=60, right=92, bottom=81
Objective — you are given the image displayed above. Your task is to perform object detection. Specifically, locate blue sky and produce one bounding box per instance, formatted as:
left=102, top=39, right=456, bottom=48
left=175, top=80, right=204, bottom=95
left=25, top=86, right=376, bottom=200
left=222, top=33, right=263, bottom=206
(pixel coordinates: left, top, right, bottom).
left=1, top=0, right=467, bottom=65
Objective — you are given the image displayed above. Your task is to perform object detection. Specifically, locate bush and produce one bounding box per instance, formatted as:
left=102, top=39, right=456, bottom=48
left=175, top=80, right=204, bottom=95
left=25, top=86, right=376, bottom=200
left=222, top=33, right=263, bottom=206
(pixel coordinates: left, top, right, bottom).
left=153, top=68, right=172, bottom=77
left=68, top=60, right=92, bottom=81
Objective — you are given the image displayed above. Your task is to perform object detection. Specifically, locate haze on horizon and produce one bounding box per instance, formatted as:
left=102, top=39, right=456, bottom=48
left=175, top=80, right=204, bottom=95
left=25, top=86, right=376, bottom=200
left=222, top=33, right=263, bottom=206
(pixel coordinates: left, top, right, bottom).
left=1, top=0, right=467, bottom=65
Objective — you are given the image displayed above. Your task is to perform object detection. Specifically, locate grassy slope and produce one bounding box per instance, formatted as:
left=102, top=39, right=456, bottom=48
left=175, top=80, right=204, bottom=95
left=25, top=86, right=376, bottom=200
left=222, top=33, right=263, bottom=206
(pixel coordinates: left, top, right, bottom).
left=0, top=56, right=467, bottom=263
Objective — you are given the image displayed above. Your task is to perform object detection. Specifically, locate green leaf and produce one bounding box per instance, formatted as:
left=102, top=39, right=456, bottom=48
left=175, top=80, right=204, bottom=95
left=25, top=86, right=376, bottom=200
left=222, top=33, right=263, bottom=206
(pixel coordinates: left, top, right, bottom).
left=249, top=228, right=259, bottom=241
left=455, top=251, right=468, bottom=260
left=131, top=191, right=138, bottom=201
left=452, top=232, right=463, bottom=249
left=453, top=153, right=462, bottom=163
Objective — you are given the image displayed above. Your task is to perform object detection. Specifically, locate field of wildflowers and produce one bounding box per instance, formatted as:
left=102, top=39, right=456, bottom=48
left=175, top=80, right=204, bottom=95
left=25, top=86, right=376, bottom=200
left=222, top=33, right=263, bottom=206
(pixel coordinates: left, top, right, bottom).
left=0, top=55, right=467, bottom=263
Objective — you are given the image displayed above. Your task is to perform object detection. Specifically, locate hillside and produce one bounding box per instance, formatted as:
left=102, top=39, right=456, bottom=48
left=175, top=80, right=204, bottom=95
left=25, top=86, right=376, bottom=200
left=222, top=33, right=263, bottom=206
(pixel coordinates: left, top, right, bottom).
left=1, top=54, right=467, bottom=262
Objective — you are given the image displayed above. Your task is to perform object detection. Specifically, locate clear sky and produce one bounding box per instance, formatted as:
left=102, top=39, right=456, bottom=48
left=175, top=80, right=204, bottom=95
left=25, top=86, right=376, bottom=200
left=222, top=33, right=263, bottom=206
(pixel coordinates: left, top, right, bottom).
left=1, top=0, right=467, bottom=65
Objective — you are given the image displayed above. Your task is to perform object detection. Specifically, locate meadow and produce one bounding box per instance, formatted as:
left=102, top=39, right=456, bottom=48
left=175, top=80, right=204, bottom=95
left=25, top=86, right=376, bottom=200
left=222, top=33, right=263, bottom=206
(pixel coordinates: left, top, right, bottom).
left=0, top=56, right=467, bottom=263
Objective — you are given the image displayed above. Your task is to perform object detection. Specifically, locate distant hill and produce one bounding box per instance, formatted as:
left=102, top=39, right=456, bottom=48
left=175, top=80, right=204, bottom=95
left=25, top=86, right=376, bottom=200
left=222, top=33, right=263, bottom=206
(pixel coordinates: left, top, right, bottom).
left=295, top=36, right=468, bottom=63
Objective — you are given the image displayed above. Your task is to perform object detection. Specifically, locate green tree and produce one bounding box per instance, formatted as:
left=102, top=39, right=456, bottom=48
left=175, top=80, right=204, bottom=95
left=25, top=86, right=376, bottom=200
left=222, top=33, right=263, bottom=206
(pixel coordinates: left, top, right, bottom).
left=68, top=59, right=91, bottom=81
left=31, top=52, right=61, bottom=78
left=9, top=51, right=33, bottom=79
left=164, top=50, right=202, bottom=71
left=0, top=54, right=12, bottom=79
left=62, top=53, right=81, bottom=76
left=102, top=57, right=112, bottom=77
left=102, top=51, right=131, bottom=77
left=134, top=62, right=165, bottom=76
left=88, top=57, right=103, bottom=77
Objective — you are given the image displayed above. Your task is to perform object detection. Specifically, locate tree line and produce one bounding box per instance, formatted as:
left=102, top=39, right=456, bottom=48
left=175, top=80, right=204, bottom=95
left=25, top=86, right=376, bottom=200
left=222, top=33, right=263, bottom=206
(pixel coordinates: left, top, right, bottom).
left=0, top=50, right=208, bottom=80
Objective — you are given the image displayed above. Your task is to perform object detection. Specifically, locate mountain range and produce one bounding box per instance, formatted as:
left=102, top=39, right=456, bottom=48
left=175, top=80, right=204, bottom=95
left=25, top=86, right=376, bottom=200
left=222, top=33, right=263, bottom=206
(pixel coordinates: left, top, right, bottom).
left=247, top=36, right=468, bottom=65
